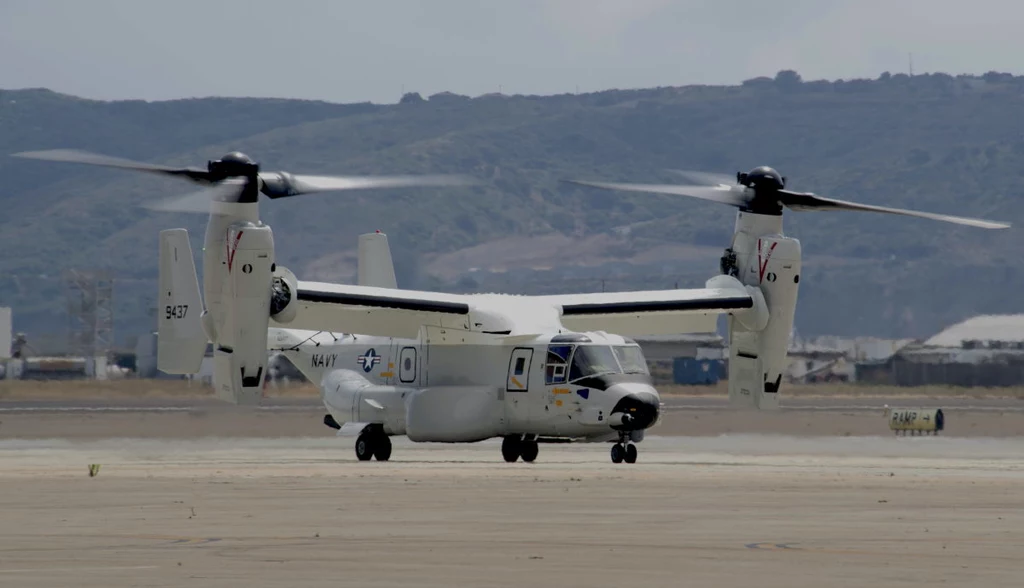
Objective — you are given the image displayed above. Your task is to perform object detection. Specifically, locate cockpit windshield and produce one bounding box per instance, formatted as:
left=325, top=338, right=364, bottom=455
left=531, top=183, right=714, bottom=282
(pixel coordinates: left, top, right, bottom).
left=546, top=342, right=650, bottom=384
left=613, top=345, right=650, bottom=375
left=569, top=345, right=621, bottom=382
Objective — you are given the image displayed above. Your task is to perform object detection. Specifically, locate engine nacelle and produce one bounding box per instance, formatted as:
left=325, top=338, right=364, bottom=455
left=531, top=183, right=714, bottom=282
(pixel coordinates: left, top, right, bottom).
left=725, top=211, right=802, bottom=410
left=204, top=218, right=275, bottom=405
left=322, top=369, right=411, bottom=435
left=269, top=265, right=299, bottom=324
left=405, top=386, right=503, bottom=443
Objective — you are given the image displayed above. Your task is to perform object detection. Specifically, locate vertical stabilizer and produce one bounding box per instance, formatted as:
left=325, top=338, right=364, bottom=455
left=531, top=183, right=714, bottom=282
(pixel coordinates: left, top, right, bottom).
left=157, top=229, right=208, bottom=374
left=357, top=232, right=398, bottom=288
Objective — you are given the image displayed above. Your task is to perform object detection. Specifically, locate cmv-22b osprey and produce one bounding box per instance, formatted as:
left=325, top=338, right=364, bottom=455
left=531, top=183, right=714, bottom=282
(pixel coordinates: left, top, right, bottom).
left=13, top=150, right=1009, bottom=464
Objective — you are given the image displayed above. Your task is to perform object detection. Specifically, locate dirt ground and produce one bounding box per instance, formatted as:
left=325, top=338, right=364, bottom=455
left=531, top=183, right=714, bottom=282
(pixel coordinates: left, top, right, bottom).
left=2, top=381, right=1023, bottom=586
left=1, top=436, right=1022, bottom=588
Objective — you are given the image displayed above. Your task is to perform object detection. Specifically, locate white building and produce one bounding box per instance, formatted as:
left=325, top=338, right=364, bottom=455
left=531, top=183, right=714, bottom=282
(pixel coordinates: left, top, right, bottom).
left=923, top=314, right=1024, bottom=348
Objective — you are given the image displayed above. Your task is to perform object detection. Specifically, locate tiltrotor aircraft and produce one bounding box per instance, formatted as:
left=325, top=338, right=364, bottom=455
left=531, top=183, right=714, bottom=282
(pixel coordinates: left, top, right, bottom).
left=14, top=151, right=1009, bottom=464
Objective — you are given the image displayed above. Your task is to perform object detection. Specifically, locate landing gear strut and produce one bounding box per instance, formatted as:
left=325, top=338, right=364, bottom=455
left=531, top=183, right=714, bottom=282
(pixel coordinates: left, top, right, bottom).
left=610, top=433, right=638, bottom=464
left=355, top=429, right=392, bottom=462
left=502, top=434, right=539, bottom=463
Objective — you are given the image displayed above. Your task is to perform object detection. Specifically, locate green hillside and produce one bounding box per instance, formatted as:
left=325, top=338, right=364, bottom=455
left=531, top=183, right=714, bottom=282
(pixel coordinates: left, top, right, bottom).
left=2, top=70, right=1023, bottom=349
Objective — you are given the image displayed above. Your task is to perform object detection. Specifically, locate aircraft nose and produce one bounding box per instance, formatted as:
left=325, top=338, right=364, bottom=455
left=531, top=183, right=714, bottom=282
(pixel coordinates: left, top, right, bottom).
left=608, top=386, right=660, bottom=431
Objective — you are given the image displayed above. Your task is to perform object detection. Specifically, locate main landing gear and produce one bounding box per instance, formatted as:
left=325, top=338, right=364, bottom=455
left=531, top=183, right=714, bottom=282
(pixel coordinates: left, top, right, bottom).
left=610, top=433, right=638, bottom=464
left=355, top=429, right=392, bottom=462
left=502, top=434, right=539, bottom=463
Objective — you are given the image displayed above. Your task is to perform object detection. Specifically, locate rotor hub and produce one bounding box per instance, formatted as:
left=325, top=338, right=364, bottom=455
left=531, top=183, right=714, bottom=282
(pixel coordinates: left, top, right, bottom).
left=208, top=152, right=259, bottom=181
left=737, top=166, right=786, bottom=215
left=737, top=166, right=785, bottom=190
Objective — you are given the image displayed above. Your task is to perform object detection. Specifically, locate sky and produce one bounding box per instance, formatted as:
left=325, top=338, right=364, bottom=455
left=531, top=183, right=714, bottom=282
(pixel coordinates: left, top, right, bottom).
left=2, top=0, right=1022, bottom=104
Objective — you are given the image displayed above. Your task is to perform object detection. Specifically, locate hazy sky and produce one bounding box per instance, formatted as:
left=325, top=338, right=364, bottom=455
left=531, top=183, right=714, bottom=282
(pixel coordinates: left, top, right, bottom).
left=2, top=0, right=1021, bottom=104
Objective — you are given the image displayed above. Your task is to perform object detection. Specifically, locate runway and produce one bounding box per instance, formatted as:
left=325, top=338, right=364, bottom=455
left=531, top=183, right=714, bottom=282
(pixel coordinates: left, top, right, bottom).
left=1, top=435, right=1023, bottom=587
left=3, top=394, right=1023, bottom=439
left=2, top=395, right=1022, bottom=413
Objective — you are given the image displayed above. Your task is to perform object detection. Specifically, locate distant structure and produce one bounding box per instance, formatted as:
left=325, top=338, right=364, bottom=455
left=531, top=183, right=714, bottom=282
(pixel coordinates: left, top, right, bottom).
left=64, top=269, right=113, bottom=379
left=857, top=314, right=1024, bottom=387
left=921, top=314, right=1024, bottom=348
left=633, top=334, right=725, bottom=385
left=64, top=269, right=113, bottom=358
left=787, top=335, right=915, bottom=383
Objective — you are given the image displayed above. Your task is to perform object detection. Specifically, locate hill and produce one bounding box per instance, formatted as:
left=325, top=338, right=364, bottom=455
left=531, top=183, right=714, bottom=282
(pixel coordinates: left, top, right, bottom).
left=2, top=70, right=1023, bottom=350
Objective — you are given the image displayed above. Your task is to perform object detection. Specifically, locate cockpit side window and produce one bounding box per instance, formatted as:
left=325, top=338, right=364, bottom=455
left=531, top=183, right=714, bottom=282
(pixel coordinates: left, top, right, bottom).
left=545, top=344, right=573, bottom=384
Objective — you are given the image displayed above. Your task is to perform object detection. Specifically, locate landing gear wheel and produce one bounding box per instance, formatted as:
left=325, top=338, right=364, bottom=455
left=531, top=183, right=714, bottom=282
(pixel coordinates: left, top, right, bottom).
left=355, top=433, right=374, bottom=461
left=520, top=439, right=539, bottom=463
left=501, top=435, right=522, bottom=462
left=610, top=443, right=624, bottom=463
left=373, top=435, right=392, bottom=461
left=624, top=443, right=638, bottom=464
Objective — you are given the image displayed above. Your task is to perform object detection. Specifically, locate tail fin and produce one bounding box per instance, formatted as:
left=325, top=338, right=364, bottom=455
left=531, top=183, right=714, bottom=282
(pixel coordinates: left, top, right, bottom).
left=157, top=229, right=208, bottom=374
left=357, top=232, right=398, bottom=288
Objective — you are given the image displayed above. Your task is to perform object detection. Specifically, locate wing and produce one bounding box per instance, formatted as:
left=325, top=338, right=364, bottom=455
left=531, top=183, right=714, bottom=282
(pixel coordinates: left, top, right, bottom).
left=536, top=285, right=756, bottom=336
left=279, top=278, right=758, bottom=339
left=276, top=281, right=473, bottom=337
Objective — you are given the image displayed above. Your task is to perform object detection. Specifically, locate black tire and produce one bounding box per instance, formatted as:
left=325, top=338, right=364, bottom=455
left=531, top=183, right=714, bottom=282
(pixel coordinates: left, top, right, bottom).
left=501, top=436, right=521, bottom=462
left=520, top=440, right=539, bottom=463
left=355, top=433, right=374, bottom=461
left=624, top=443, right=637, bottom=464
left=373, top=435, right=392, bottom=461
left=610, top=443, right=624, bottom=463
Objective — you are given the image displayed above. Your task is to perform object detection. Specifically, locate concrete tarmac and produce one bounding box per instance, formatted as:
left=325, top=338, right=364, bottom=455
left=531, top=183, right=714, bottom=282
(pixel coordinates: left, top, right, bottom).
left=3, top=394, right=1024, bottom=438
left=2, top=433, right=1024, bottom=587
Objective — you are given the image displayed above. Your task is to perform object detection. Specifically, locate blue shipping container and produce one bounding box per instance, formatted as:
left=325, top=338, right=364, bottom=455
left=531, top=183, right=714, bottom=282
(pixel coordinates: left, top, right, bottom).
left=672, top=358, right=723, bottom=385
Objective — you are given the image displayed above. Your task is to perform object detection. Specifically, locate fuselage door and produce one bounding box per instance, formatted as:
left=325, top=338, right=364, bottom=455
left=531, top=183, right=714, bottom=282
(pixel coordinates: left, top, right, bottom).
left=507, top=347, right=533, bottom=393
left=399, top=346, right=417, bottom=384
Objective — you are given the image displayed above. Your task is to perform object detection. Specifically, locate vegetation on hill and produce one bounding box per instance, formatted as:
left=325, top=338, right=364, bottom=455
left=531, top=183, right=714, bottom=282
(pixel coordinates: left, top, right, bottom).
left=2, top=69, right=1023, bottom=349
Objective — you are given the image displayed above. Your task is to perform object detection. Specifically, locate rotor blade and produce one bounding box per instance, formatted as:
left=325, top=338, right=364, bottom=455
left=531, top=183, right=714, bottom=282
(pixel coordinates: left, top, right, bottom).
left=143, top=181, right=248, bottom=214
left=11, top=149, right=212, bottom=183
left=259, top=172, right=479, bottom=198
left=563, top=179, right=750, bottom=208
left=779, top=190, right=1010, bottom=229
left=664, top=169, right=737, bottom=187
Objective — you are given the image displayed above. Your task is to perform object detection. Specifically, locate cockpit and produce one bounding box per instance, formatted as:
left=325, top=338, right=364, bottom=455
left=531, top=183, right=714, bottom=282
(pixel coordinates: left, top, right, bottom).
left=544, top=336, right=650, bottom=386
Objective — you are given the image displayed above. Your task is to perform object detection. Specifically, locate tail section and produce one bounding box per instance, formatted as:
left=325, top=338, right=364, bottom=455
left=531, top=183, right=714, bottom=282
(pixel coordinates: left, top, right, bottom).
left=357, top=231, right=398, bottom=288
left=157, top=229, right=208, bottom=374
